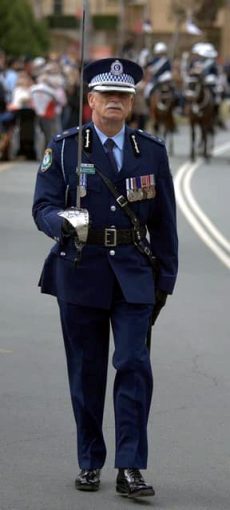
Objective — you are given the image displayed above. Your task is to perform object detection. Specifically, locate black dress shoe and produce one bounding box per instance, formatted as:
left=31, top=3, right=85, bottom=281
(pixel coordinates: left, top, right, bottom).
left=116, top=468, right=155, bottom=498
left=75, top=469, right=100, bottom=491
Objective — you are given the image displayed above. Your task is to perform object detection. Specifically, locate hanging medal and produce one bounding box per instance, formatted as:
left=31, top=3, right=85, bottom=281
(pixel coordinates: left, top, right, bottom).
left=141, top=174, right=149, bottom=199
left=126, top=174, right=156, bottom=202
left=146, top=174, right=156, bottom=198
left=136, top=176, right=143, bottom=200
left=126, top=177, right=135, bottom=202
left=79, top=172, right=87, bottom=197
left=141, top=174, right=156, bottom=199
left=133, top=177, right=140, bottom=201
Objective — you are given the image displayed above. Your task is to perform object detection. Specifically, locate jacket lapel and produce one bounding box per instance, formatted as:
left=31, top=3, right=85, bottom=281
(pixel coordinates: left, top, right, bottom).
left=82, top=123, right=141, bottom=182
left=82, top=122, right=116, bottom=180
left=114, top=126, right=141, bottom=183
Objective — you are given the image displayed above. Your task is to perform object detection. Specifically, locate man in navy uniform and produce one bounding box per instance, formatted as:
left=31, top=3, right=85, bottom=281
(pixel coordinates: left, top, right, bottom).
left=32, top=57, right=178, bottom=498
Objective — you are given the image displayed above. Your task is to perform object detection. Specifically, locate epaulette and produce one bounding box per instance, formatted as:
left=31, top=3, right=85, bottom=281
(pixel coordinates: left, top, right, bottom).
left=137, top=129, right=165, bottom=146
left=55, top=126, right=79, bottom=142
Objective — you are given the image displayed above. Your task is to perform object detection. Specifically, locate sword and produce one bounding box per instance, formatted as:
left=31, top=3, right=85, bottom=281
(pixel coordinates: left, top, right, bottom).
left=76, top=2, right=86, bottom=208
left=58, top=1, right=89, bottom=262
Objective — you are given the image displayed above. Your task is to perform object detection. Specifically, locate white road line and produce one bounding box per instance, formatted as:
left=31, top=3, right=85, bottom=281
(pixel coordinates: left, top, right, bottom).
left=0, top=163, right=12, bottom=173
left=174, top=142, right=230, bottom=269
left=0, top=349, right=13, bottom=354
left=183, top=162, right=230, bottom=253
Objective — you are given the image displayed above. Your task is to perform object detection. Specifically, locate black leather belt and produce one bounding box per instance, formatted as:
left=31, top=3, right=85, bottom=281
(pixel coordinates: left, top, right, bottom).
left=87, top=227, right=146, bottom=247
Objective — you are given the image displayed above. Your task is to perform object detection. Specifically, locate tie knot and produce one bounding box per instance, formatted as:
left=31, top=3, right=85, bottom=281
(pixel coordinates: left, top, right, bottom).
left=104, top=138, right=116, bottom=152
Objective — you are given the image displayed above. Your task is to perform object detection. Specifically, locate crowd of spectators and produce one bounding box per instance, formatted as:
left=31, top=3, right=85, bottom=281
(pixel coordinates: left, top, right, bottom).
left=0, top=49, right=87, bottom=161
left=1, top=43, right=230, bottom=161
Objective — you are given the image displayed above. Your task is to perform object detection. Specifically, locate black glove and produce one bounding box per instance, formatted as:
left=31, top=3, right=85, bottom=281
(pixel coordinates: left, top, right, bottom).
left=151, top=289, right=168, bottom=325
left=62, top=219, right=77, bottom=238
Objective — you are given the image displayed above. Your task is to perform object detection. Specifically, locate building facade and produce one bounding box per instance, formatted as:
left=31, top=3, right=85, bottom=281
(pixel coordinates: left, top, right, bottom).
left=29, top=0, right=230, bottom=61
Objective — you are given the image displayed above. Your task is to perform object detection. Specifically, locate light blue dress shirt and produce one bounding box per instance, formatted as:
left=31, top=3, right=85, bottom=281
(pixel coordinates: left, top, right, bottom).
left=94, top=124, right=125, bottom=171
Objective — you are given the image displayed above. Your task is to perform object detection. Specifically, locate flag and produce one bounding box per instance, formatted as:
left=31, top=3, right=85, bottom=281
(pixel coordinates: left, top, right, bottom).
left=185, top=19, right=203, bottom=36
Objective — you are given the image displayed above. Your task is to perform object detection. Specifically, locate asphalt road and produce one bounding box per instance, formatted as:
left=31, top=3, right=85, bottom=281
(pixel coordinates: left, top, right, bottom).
left=0, top=124, right=230, bottom=510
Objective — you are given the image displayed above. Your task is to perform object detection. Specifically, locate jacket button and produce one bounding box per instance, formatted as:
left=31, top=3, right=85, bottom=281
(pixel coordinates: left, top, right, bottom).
left=110, top=205, right=116, bottom=212
left=60, top=251, right=66, bottom=256
left=109, top=250, right=115, bottom=256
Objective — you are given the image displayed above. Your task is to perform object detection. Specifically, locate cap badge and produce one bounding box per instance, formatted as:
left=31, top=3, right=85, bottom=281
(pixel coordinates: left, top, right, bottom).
left=111, top=60, right=123, bottom=76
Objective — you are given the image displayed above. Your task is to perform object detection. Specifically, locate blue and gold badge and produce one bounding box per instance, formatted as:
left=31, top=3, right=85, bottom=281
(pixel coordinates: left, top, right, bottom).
left=79, top=163, right=96, bottom=197
left=40, top=148, right=53, bottom=172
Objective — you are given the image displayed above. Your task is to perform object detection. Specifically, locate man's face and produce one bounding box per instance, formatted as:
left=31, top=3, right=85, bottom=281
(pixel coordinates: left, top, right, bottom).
left=88, top=90, right=134, bottom=127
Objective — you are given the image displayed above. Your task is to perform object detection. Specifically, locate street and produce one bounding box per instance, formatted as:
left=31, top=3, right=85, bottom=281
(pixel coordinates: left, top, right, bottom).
left=0, top=123, right=230, bottom=510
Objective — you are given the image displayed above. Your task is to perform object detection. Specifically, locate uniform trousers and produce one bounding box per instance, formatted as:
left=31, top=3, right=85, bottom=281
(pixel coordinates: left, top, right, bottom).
left=58, top=279, right=153, bottom=470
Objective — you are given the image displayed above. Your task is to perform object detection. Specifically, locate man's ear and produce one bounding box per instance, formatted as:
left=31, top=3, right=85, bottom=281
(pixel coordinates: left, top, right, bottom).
left=129, top=94, right=135, bottom=112
left=88, top=92, right=95, bottom=109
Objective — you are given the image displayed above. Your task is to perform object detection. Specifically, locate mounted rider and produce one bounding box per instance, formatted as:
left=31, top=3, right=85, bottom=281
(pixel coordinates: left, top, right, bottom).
left=187, top=42, right=225, bottom=127
left=144, top=42, right=173, bottom=100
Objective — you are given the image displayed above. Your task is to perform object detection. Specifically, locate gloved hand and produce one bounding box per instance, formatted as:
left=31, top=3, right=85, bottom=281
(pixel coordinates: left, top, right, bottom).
left=62, top=219, right=77, bottom=238
left=151, top=289, right=168, bottom=325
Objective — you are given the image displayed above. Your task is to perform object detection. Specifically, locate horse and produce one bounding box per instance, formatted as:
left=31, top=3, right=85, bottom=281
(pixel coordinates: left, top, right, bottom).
left=148, top=72, right=177, bottom=156
left=184, top=73, right=216, bottom=161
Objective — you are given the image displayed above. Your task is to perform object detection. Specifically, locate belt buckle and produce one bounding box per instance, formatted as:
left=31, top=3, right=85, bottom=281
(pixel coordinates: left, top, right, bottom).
left=117, top=195, right=127, bottom=208
left=104, top=227, right=117, bottom=247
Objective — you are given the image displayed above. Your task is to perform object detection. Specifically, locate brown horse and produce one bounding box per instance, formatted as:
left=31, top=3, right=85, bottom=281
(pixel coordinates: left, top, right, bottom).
left=184, top=74, right=215, bottom=161
left=149, top=79, right=177, bottom=155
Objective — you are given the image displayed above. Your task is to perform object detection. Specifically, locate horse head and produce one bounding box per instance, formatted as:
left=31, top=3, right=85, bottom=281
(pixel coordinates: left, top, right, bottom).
left=150, top=71, right=176, bottom=113
left=184, top=71, right=214, bottom=120
left=148, top=71, right=176, bottom=152
left=184, top=73, right=203, bottom=103
left=184, top=72, right=216, bottom=161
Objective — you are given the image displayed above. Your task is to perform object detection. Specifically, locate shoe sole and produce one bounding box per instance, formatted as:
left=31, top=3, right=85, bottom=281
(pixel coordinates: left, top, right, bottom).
left=75, top=482, right=100, bottom=492
left=116, top=487, right=155, bottom=498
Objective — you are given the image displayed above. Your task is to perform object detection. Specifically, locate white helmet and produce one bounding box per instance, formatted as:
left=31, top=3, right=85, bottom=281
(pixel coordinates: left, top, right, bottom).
left=154, top=42, right=168, bottom=55
left=199, top=43, right=218, bottom=59
left=191, top=42, right=205, bottom=56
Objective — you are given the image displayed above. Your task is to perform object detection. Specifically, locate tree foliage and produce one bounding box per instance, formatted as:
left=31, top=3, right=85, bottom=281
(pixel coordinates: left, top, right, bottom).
left=170, top=0, right=225, bottom=25
left=195, top=0, right=225, bottom=24
left=0, top=0, right=50, bottom=57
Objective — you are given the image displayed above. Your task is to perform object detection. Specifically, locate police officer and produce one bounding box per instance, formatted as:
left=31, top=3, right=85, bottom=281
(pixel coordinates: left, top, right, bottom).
left=189, top=42, right=218, bottom=78
left=32, top=58, right=178, bottom=498
left=144, top=42, right=172, bottom=99
left=188, top=43, right=226, bottom=128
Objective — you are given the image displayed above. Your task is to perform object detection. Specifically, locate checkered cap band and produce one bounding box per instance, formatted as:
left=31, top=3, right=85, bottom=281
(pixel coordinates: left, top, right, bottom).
left=89, top=72, right=135, bottom=88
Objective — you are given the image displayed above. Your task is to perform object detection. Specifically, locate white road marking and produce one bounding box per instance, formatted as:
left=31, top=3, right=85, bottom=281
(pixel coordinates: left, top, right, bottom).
left=0, top=163, right=12, bottom=173
left=0, top=348, right=13, bottom=354
left=174, top=142, right=230, bottom=269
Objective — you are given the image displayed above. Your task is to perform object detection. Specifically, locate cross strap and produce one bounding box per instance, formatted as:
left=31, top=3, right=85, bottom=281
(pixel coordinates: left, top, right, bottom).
left=94, top=167, right=157, bottom=268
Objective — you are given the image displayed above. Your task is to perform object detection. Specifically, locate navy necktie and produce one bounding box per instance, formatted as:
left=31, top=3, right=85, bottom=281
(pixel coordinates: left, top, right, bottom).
left=104, top=138, right=118, bottom=172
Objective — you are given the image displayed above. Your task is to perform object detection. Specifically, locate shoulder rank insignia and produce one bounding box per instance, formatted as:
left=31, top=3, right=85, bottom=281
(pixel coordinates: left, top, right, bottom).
left=137, top=129, right=165, bottom=146
left=55, top=126, right=79, bottom=142
left=40, top=148, right=53, bottom=172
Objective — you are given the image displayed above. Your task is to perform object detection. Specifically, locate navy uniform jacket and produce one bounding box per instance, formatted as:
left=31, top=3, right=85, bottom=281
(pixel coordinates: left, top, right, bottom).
left=32, top=122, right=178, bottom=309
left=147, top=56, right=171, bottom=80
left=189, top=59, right=218, bottom=77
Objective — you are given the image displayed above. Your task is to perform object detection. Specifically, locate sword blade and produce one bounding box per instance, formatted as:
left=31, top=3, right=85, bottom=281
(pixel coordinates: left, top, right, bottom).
left=76, top=2, right=87, bottom=208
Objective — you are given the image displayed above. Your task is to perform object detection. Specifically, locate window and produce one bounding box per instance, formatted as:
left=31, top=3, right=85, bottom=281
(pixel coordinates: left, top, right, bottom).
left=53, top=0, right=63, bottom=15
